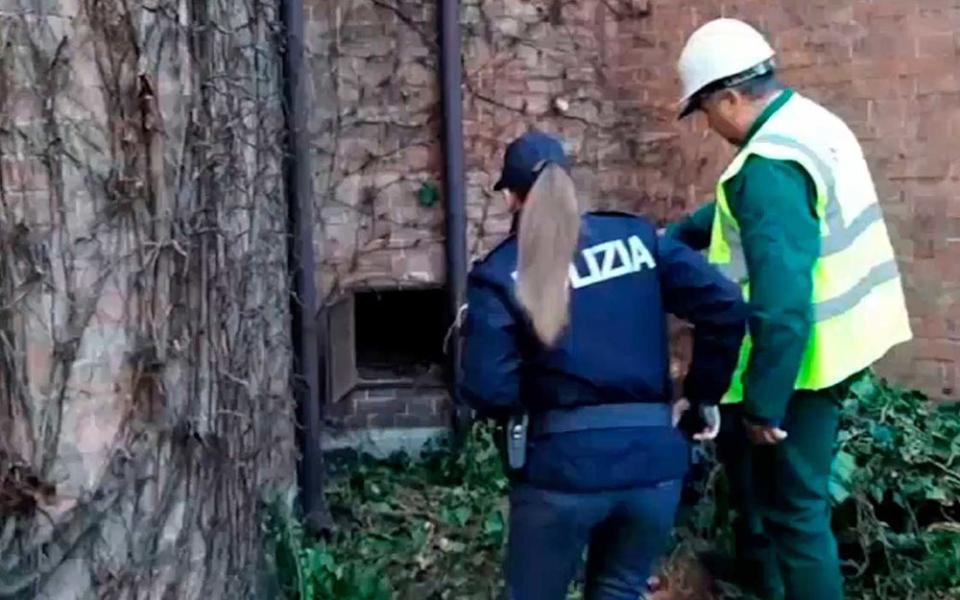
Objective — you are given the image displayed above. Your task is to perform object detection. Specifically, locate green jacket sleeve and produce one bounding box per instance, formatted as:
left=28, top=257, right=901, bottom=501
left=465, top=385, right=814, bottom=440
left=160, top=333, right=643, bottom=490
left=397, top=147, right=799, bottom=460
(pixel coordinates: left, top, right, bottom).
left=665, top=202, right=716, bottom=251
left=726, top=156, right=820, bottom=425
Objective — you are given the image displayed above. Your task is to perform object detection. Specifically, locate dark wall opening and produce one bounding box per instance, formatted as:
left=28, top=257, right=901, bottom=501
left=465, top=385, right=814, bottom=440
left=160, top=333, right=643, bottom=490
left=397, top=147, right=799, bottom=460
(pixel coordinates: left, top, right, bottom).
left=354, top=287, right=447, bottom=382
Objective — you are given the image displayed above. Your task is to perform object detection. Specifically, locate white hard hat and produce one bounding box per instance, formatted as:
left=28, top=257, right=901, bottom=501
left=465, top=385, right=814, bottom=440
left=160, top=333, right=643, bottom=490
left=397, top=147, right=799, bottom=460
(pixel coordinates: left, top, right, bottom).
left=677, top=18, right=776, bottom=118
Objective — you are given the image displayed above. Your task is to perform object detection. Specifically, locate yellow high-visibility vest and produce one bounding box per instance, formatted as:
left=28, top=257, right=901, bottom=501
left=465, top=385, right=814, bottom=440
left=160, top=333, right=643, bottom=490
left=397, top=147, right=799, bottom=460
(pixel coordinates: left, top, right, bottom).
left=708, top=92, right=912, bottom=404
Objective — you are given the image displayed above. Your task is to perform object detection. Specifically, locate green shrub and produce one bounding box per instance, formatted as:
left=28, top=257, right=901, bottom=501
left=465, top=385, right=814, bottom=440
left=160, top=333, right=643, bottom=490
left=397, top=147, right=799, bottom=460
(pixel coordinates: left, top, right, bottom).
left=831, top=374, right=960, bottom=599
left=263, top=427, right=508, bottom=599
left=263, top=373, right=960, bottom=599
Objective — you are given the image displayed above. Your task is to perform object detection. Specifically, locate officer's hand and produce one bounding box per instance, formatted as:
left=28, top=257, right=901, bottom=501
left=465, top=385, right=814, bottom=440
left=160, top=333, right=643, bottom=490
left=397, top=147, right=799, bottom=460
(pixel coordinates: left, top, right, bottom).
left=671, top=398, right=691, bottom=427
left=744, top=421, right=788, bottom=445
left=673, top=399, right=721, bottom=442
left=693, top=405, right=721, bottom=441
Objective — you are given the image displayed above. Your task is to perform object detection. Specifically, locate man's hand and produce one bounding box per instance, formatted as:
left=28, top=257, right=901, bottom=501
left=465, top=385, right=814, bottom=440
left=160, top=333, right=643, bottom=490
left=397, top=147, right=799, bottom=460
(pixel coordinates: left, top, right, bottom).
left=672, top=399, right=721, bottom=441
left=744, top=420, right=788, bottom=445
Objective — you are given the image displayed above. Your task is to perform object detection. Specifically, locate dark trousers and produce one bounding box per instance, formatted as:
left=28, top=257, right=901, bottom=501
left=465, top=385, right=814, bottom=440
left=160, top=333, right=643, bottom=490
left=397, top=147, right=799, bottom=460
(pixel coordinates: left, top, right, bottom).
left=718, top=390, right=844, bottom=600
left=504, top=479, right=682, bottom=600
left=716, top=405, right=784, bottom=598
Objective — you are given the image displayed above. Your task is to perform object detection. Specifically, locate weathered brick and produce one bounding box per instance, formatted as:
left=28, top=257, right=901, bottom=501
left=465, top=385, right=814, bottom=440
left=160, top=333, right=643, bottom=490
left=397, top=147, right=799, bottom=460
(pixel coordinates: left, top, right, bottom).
left=911, top=358, right=953, bottom=395
left=326, top=395, right=358, bottom=420
left=908, top=10, right=960, bottom=36
left=853, top=0, right=915, bottom=21
left=853, top=31, right=917, bottom=59
left=913, top=339, right=960, bottom=362
left=365, top=412, right=396, bottom=429
left=355, top=391, right=405, bottom=416
left=915, top=32, right=959, bottom=58
left=405, top=396, right=438, bottom=417
left=337, top=414, right=366, bottom=430
left=395, top=414, right=442, bottom=428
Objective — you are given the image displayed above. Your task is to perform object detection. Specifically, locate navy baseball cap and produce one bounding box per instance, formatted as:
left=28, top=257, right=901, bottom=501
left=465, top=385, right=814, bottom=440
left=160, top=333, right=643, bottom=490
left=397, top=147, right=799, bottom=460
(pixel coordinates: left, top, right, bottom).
left=493, top=131, right=570, bottom=194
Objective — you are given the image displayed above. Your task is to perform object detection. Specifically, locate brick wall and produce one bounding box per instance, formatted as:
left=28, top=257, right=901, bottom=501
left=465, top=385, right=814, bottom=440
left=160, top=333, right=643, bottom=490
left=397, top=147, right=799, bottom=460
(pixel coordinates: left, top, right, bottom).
left=602, top=0, right=960, bottom=398
left=309, top=0, right=960, bottom=432
left=327, top=386, right=451, bottom=430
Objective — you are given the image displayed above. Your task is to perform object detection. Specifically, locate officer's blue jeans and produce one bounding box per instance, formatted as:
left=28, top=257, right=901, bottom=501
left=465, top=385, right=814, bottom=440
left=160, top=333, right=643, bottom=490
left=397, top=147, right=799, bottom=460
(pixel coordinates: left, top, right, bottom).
left=504, top=479, right=682, bottom=600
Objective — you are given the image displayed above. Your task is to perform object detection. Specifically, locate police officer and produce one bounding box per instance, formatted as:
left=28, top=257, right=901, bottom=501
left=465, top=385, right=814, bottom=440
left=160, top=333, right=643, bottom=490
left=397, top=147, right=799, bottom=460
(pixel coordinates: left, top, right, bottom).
left=669, top=18, right=913, bottom=600
left=458, top=131, right=748, bottom=600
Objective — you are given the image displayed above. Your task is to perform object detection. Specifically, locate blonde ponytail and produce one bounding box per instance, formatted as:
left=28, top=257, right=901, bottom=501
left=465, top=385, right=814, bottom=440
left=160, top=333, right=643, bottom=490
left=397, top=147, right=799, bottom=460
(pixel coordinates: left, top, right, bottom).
left=516, top=163, right=581, bottom=347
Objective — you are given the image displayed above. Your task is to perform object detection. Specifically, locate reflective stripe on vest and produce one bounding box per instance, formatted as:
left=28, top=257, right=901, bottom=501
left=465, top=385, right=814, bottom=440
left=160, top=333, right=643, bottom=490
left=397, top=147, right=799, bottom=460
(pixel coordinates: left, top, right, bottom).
left=708, top=93, right=912, bottom=402
left=714, top=204, right=900, bottom=323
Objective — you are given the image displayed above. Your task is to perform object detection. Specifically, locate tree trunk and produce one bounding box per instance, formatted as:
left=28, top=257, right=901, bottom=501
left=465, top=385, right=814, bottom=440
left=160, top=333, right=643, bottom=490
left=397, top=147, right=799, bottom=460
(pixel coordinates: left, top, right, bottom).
left=0, top=1, right=297, bottom=597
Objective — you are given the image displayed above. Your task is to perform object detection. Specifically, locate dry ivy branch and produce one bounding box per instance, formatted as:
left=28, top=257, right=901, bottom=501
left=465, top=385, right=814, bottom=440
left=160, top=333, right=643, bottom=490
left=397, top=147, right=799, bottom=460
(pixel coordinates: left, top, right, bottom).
left=312, top=0, right=699, bottom=303
left=311, top=0, right=699, bottom=405
left=0, top=0, right=296, bottom=597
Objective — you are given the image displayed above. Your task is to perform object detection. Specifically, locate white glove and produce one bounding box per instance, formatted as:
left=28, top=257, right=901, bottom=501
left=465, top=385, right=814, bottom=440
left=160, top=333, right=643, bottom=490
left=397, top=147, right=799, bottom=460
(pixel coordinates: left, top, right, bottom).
left=671, top=398, right=691, bottom=427
left=671, top=399, right=721, bottom=442
left=694, top=405, right=721, bottom=441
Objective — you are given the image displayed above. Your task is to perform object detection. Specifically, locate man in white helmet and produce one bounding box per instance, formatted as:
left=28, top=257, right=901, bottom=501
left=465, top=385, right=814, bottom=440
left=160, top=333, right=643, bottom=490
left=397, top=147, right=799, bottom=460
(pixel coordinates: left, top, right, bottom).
left=666, top=18, right=911, bottom=600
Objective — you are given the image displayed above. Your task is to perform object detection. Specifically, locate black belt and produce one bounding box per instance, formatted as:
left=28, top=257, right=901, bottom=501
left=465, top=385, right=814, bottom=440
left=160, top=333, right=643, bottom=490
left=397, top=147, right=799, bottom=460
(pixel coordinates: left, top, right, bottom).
left=529, top=403, right=672, bottom=436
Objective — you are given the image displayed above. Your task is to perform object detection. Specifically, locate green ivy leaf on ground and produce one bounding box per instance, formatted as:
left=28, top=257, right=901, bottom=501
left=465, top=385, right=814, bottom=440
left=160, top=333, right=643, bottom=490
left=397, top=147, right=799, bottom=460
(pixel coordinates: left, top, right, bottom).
left=263, top=372, right=960, bottom=599
left=830, top=450, right=858, bottom=505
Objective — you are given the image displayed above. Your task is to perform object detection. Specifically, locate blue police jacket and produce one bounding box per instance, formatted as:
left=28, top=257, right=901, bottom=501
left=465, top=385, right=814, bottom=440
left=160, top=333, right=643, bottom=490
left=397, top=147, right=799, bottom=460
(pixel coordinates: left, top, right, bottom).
left=458, top=211, right=747, bottom=492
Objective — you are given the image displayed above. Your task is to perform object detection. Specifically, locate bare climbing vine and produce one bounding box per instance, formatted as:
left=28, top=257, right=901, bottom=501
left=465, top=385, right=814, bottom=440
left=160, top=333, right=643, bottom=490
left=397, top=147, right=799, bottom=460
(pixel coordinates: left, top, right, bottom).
left=312, top=0, right=700, bottom=404
left=0, top=0, right=295, bottom=597
left=313, top=0, right=702, bottom=305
